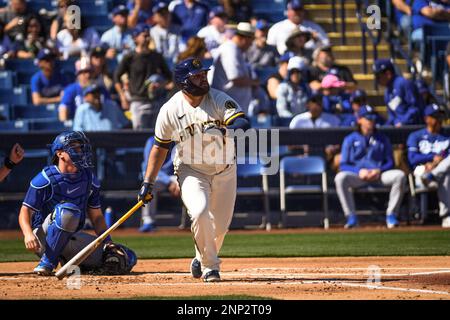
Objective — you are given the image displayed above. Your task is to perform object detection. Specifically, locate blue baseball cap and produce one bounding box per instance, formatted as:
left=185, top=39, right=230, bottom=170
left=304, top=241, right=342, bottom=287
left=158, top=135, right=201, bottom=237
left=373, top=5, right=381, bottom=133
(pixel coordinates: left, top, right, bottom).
left=357, top=105, right=378, bottom=120
left=255, top=19, right=269, bottom=30
left=209, top=6, right=227, bottom=20
left=287, top=0, right=304, bottom=10
left=144, top=73, right=166, bottom=86
left=132, top=24, right=150, bottom=37
left=152, top=2, right=169, bottom=15
left=280, top=51, right=294, bottom=63
left=83, top=84, right=101, bottom=96
left=373, top=59, right=395, bottom=74
left=36, top=48, right=56, bottom=61
left=112, top=5, right=129, bottom=16
left=350, top=89, right=367, bottom=103
left=424, top=103, right=446, bottom=118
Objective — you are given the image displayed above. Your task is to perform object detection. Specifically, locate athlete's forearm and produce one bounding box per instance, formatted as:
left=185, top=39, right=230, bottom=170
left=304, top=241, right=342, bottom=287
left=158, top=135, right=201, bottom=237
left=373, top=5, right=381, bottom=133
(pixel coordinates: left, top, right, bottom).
left=0, top=166, right=11, bottom=183
left=18, top=206, right=34, bottom=236
left=143, top=145, right=170, bottom=183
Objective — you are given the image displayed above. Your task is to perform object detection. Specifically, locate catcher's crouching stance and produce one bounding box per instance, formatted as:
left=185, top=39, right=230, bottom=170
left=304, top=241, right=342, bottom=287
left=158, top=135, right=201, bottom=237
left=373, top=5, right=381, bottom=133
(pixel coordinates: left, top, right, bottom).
left=18, top=131, right=137, bottom=276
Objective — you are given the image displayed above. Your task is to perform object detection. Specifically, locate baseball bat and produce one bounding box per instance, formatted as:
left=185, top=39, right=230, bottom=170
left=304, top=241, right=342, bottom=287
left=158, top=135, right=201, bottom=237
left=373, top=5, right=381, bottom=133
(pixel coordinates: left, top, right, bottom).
left=55, top=195, right=152, bottom=280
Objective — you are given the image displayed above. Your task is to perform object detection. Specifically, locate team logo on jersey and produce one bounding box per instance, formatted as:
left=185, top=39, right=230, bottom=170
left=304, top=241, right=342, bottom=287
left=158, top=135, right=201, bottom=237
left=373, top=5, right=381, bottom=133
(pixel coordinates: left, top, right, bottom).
left=225, top=100, right=237, bottom=110
left=192, top=59, right=201, bottom=69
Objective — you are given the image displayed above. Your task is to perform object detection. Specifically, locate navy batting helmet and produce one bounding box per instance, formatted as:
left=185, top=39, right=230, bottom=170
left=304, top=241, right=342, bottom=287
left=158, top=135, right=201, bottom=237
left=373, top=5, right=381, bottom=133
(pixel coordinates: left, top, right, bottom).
left=49, top=131, right=93, bottom=169
left=174, top=58, right=211, bottom=96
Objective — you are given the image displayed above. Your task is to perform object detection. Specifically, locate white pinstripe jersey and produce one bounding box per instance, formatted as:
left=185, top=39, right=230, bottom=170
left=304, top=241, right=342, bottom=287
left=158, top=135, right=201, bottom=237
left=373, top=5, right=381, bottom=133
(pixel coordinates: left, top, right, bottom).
left=154, top=88, right=245, bottom=175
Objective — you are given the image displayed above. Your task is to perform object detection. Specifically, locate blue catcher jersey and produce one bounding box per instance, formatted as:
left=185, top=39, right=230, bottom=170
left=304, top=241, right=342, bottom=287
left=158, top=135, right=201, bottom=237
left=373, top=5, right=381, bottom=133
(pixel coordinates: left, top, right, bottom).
left=23, top=165, right=101, bottom=230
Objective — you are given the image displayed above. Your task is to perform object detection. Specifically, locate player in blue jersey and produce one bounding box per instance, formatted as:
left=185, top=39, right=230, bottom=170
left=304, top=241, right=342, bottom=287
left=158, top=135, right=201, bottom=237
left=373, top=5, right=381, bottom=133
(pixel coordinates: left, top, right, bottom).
left=18, top=131, right=137, bottom=276
left=407, top=104, right=450, bottom=228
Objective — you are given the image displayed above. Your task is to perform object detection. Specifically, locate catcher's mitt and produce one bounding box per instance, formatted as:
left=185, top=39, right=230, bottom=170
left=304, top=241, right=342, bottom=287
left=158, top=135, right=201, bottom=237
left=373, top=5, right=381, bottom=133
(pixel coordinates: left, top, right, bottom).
left=100, top=242, right=136, bottom=275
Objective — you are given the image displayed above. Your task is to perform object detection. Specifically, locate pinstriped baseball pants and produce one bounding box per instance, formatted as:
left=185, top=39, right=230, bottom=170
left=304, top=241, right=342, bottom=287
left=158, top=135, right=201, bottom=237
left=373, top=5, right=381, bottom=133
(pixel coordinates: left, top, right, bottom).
left=335, top=170, right=407, bottom=217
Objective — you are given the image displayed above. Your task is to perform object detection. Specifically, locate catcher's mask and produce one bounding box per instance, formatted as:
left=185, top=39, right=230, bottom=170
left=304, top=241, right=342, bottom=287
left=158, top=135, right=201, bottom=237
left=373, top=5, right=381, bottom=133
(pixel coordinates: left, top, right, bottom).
left=174, top=58, right=211, bottom=96
left=49, top=131, right=93, bottom=169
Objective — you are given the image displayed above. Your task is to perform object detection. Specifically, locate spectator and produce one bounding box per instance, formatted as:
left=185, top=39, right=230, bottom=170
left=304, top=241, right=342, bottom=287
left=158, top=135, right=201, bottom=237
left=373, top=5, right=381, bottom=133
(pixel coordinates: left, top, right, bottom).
left=114, top=24, right=173, bottom=129
left=90, top=45, right=114, bottom=93
left=340, top=89, right=385, bottom=127
left=309, top=45, right=356, bottom=91
left=50, top=0, right=74, bottom=41
left=127, top=0, right=155, bottom=28
left=0, top=0, right=34, bottom=41
left=285, top=26, right=314, bottom=63
left=411, top=0, right=450, bottom=54
left=210, top=22, right=258, bottom=114
left=73, top=84, right=130, bottom=131
left=276, top=56, right=311, bottom=118
left=197, top=5, right=228, bottom=57
left=139, top=137, right=179, bottom=232
left=247, top=20, right=279, bottom=69
left=321, top=74, right=352, bottom=115
left=177, top=36, right=209, bottom=62
left=31, top=49, right=69, bottom=106
left=392, top=0, right=413, bottom=34
left=169, top=0, right=209, bottom=45
left=266, top=51, right=293, bottom=100
left=150, top=3, right=181, bottom=65
left=15, top=15, right=46, bottom=59
left=407, top=103, right=450, bottom=228
left=220, top=0, right=252, bottom=23
left=289, top=93, right=340, bottom=128
left=100, top=5, right=135, bottom=61
left=0, top=20, right=15, bottom=59
left=267, top=0, right=329, bottom=54
left=0, top=143, right=24, bottom=183
left=56, top=13, right=100, bottom=59
left=335, top=105, right=407, bottom=229
left=373, top=58, right=423, bottom=126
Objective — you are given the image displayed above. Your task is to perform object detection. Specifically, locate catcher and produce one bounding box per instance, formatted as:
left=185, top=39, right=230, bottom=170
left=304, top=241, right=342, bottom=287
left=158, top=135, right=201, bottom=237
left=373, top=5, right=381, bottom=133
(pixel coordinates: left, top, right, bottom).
left=18, top=131, right=137, bottom=276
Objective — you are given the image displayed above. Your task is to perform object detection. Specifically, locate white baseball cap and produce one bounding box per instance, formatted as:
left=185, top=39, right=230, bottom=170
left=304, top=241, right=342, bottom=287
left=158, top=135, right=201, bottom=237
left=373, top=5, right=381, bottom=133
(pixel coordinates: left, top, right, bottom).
left=287, top=56, right=308, bottom=71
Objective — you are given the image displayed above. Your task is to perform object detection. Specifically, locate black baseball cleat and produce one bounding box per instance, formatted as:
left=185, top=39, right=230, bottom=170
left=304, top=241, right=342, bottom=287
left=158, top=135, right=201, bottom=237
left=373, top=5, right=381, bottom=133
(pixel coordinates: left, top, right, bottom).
left=203, top=270, right=221, bottom=282
left=190, top=258, right=202, bottom=279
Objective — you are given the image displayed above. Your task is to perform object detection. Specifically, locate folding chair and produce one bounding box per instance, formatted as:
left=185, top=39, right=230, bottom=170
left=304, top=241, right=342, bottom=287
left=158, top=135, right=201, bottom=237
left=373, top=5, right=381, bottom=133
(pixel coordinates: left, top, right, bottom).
left=280, top=155, right=329, bottom=229
left=408, top=173, right=438, bottom=224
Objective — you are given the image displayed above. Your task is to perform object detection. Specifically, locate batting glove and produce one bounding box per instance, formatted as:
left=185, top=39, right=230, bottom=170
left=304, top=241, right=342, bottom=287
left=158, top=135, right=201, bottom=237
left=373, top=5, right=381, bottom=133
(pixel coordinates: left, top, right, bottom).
left=138, top=181, right=154, bottom=204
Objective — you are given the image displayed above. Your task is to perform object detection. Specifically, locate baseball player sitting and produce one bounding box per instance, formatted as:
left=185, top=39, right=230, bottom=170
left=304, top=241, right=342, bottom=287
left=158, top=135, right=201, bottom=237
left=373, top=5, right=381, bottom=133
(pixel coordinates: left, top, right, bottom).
left=335, top=105, right=407, bottom=229
left=138, top=58, right=250, bottom=282
left=407, top=104, right=450, bottom=228
left=18, top=131, right=137, bottom=276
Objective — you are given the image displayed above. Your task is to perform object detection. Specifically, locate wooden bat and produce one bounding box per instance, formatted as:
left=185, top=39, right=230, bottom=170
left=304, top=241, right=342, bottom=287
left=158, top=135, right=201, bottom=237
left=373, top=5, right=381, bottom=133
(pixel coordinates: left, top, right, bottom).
left=55, top=196, right=151, bottom=280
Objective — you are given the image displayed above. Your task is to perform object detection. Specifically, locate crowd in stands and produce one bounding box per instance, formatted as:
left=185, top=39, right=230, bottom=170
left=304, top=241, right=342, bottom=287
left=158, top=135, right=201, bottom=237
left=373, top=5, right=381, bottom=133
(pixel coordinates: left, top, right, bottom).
left=1, top=0, right=450, bottom=229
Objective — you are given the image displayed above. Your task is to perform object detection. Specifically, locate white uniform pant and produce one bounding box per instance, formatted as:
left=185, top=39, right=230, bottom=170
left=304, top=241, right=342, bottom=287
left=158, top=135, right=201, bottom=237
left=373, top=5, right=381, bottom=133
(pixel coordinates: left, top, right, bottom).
left=177, top=164, right=236, bottom=274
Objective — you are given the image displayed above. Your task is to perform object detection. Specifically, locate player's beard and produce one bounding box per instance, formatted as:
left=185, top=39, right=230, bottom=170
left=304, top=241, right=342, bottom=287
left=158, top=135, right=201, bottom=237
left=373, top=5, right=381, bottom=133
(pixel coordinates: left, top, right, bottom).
left=184, top=79, right=210, bottom=96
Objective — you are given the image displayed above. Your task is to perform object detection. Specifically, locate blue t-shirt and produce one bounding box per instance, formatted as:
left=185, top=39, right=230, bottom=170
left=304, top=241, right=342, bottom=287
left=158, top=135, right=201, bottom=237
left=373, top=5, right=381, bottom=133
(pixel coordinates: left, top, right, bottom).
left=73, top=100, right=130, bottom=131
left=412, top=0, right=450, bottom=30
left=407, top=128, right=450, bottom=168
left=59, top=83, right=110, bottom=119
left=31, top=70, right=68, bottom=98
left=170, top=0, right=209, bottom=43
left=322, top=93, right=352, bottom=114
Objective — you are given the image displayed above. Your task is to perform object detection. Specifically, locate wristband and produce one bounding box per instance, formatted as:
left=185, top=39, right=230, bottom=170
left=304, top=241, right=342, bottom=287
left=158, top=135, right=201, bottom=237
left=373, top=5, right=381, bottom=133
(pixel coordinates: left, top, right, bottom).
left=4, top=157, right=16, bottom=170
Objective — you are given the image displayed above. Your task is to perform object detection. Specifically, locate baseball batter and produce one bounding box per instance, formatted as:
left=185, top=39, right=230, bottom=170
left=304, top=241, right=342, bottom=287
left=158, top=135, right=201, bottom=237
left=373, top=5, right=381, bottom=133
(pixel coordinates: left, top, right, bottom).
left=138, top=58, right=250, bottom=282
left=18, top=131, right=136, bottom=276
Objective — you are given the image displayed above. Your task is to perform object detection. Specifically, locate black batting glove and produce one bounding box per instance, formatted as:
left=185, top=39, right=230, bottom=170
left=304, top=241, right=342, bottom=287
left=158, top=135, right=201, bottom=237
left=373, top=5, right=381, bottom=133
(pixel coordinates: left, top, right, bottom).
left=138, top=181, right=154, bottom=204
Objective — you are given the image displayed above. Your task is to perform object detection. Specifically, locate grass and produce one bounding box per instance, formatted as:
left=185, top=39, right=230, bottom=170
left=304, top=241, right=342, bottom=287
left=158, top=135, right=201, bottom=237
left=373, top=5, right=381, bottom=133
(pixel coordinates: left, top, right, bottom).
left=1, top=230, right=449, bottom=263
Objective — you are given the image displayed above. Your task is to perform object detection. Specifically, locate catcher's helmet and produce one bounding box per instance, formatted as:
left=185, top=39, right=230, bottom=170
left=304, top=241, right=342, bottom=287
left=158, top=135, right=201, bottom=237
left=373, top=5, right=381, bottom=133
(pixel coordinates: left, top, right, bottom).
left=174, top=58, right=210, bottom=96
left=49, top=131, right=93, bottom=169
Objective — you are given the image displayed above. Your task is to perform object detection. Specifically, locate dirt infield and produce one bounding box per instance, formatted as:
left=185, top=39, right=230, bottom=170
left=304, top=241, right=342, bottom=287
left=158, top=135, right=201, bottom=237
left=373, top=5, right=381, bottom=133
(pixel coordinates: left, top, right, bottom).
left=1, top=256, right=450, bottom=300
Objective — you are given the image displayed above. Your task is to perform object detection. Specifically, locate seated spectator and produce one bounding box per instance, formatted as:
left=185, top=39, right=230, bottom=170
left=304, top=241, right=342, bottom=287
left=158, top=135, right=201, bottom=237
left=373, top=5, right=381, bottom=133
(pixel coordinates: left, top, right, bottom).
left=309, top=45, right=357, bottom=91
left=407, top=103, right=450, bottom=228
left=247, top=20, right=279, bottom=69
left=50, top=0, right=74, bottom=41
left=57, top=13, right=100, bottom=59
left=210, top=22, right=258, bottom=114
left=73, top=84, right=131, bottom=131
left=340, top=90, right=385, bottom=127
left=127, top=0, right=155, bottom=28
left=0, top=0, right=35, bottom=41
left=169, top=0, right=209, bottom=46
left=373, top=58, right=423, bottom=126
left=276, top=56, right=311, bottom=117
left=16, top=15, right=46, bottom=59
left=266, top=51, right=293, bottom=100
left=392, top=0, right=413, bottom=34
left=220, top=0, right=252, bottom=23
left=100, top=5, right=135, bottom=61
left=0, top=20, right=15, bottom=59
left=321, top=74, right=352, bottom=114
left=284, top=26, right=314, bottom=63
left=31, top=49, right=69, bottom=106
left=267, top=0, right=329, bottom=54
left=177, top=36, right=209, bottom=62
left=197, top=5, right=228, bottom=57
left=334, top=105, right=407, bottom=229
left=0, top=143, right=24, bottom=183
left=289, top=93, right=340, bottom=128
left=90, top=45, right=114, bottom=94
left=150, top=3, right=181, bottom=65
left=139, top=136, right=179, bottom=232
left=411, top=0, right=450, bottom=53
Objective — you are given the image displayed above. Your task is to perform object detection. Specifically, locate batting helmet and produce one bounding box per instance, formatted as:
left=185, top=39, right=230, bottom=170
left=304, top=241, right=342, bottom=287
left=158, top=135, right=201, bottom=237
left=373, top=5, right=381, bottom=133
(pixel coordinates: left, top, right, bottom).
left=49, top=131, right=93, bottom=169
left=174, top=58, right=211, bottom=96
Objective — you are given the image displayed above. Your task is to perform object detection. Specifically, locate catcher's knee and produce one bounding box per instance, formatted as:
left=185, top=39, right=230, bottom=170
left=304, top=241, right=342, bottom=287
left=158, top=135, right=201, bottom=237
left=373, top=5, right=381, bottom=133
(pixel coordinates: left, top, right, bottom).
left=53, top=203, right=81, bottom=232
